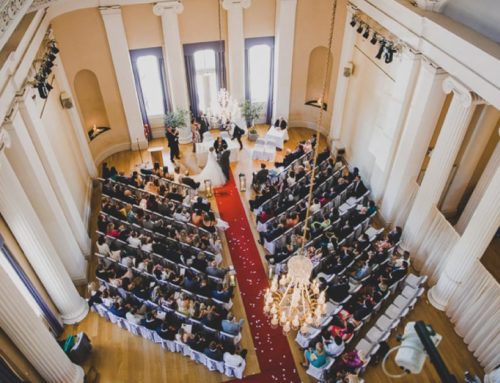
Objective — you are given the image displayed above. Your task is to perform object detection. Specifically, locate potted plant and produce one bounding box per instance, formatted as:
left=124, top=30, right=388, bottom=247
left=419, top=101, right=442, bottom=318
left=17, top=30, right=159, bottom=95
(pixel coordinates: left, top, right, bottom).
left=164, top=109, right=189, bottom=130
left=240, top=100, right=263, bottom=141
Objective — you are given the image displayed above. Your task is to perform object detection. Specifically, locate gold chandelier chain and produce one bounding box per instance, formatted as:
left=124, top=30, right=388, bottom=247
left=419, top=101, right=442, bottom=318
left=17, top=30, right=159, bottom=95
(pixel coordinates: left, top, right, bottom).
left=300, top=0, right=338, bottom=254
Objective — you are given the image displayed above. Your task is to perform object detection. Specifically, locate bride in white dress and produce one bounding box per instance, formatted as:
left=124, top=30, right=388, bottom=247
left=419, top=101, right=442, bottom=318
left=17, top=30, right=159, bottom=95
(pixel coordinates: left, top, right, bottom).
left=194, top=147, right=227, bottom=188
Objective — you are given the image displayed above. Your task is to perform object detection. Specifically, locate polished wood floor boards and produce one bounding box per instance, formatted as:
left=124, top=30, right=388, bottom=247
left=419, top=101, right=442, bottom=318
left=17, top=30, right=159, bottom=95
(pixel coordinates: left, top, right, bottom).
left=67, top=126, right=483, bottom=383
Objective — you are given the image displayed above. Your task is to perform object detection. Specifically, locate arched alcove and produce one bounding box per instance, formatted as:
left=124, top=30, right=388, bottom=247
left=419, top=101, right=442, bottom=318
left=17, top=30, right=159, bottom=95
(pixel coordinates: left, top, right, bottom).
left=73, top=69, right=110, bottom=141
left=305, top=46, right=333, bottom=111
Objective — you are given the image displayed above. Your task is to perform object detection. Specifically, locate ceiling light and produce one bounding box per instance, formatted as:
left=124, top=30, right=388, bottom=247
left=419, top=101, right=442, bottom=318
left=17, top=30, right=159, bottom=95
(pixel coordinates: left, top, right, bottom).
left=376, top=40, right=386, bottom=59
left=357, top=23, right=364, bottom=34
left=350, top=17, right=356, bottom=27
left=370, top=33, right=378, bottom=45
left=363, top=27, right=370, bottom=39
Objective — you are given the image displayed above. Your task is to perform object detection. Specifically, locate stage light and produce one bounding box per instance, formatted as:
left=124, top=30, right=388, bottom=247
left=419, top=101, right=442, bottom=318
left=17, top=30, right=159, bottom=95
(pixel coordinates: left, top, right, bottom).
left=45, top=82, right=53, bottom=92
left=37, top=82, right=49, bottom=99
left=370, top=33, right=378, bottom=45
left=46, top=53, right=56, bottom=61
left=363, top=27, right=370, bottom=39
left=385, top=44, right=395, bottom=63
left=376, top=40, right=386, bottom=59
left=48, top=40, right=59, bottom=54
left=357, top=23, right=363, bottom=34
left=350, top=17, right=356, bottom=27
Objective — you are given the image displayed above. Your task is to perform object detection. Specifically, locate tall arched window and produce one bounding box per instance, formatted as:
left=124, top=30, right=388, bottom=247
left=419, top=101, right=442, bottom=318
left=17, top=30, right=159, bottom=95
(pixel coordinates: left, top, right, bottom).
left=136, top=55, right=166, bottom=116
left=193, top=49, right=217, bottom=113
left=245, top=37, right=274, bottom=124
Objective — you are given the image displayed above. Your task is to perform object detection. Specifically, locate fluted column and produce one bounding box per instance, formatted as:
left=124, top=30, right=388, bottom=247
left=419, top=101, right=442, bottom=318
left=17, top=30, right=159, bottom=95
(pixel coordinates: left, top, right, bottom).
left=273, top=0, right=297, bottom=121
left=0, top=263, right=84, bottom=382
left=456, top=139, right=500, bottom=234
left=222, top=0, right=250, bottom=104
left=441, top=105, right=499, bottom=215
left=16, top=90, right=91, bottom=256
left=329, top=4, right=357, bottom=141
left=100, top=5, right=148, bottom=150
left=153, top=1, right=191, bottom=144
left=52, top=56, right=98, bottom=177
left=402, top=77, right=484, bottom=252
left=4, top=105, right=87, bottom=283
left=428, top=164, right=500, bottom=310
left=381, top=60, right=447, bottom=223
left=0, top=129, right=88, bottom=324
left=369, top=46, right=421, bottom=201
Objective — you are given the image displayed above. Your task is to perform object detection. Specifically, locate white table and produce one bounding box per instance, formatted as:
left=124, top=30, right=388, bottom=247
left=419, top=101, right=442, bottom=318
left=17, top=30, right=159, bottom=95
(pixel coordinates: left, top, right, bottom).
left=195, top=132, right=240, bottom=167
left=265, top=126, right=289, bottom=149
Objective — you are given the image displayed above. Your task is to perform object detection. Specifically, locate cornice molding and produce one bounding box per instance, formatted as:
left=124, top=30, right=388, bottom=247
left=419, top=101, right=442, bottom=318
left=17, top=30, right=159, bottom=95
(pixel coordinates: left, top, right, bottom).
left=153, top=1, right=183, bottom=16
left=222, top=0, right=251, bottom=11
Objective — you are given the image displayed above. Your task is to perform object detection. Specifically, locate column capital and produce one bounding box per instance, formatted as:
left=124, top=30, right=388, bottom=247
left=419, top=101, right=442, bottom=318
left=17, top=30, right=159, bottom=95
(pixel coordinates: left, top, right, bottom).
left=421, top=56, right=446, bottom=75
left=98, top=4, right=121, bottom=16
left=443, top=76, right=484, bottom=107
left=0, top=128, right=11, bottom=153
left=153, top=1, right=184, bottom=16
left=222, top=0, right=251, bottom=11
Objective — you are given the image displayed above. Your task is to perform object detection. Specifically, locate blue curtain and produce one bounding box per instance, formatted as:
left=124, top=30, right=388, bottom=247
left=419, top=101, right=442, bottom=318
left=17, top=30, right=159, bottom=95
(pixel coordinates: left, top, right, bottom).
left=0, top=357, right=24, bottom=383
left=0, top=234, right=63, bottom=337
left=130, top=47, right=171, bottom=140
left=244, top=37, right=275, bottom=124
left=183, top=41, right=226, bottom=117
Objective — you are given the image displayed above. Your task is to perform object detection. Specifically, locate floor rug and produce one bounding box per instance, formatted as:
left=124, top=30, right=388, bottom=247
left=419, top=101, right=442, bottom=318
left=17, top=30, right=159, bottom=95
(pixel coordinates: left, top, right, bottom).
left=214, top=174, right=301, bottom=383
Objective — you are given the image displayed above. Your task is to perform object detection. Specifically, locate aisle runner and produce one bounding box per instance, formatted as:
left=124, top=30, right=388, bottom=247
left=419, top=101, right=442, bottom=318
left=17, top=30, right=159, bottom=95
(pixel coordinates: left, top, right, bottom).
left=214, top=174, right=301, bottom=383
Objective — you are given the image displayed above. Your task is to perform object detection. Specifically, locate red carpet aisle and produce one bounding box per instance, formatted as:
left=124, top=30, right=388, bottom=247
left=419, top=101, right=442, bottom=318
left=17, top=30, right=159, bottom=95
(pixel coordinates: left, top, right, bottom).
left=214, top=174, right=301, bottom=383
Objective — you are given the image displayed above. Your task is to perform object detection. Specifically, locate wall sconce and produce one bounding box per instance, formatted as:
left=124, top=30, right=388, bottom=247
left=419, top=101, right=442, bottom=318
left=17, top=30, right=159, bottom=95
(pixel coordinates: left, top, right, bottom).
left=343, top=62, right=354, bottom=77
left=239, top=173, right=246, bottom=192
left=204, top=179, right=213, bottom=198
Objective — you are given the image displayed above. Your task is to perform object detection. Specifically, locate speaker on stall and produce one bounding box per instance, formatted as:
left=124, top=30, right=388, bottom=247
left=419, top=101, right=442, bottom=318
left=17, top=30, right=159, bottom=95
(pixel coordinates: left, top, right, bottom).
left=60, top=91, right=73, bottom=109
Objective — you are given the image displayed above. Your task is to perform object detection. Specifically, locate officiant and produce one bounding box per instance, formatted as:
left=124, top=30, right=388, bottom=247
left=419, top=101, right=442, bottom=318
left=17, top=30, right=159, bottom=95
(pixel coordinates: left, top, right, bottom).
left=213, top=136, right=228, bottom=155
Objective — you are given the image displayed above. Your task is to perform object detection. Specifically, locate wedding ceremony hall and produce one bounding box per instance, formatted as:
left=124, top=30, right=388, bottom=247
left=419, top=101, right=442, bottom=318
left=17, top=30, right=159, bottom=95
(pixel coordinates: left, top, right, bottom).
left=0, top=0, right=499, bottom=382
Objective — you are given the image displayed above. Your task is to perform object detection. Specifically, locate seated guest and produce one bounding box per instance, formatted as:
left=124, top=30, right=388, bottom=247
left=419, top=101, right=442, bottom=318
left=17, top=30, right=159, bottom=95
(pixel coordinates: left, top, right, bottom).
left=352, top=175, right=367, bottom=197
left=141, top=312, right=161, bottom=330
left=166, top=187, right=183, bottom=202
left=302, top=342, right=327, bottom=368
left=180, top=171, right=201, bottom=189
left=316, top=147, right=331, bottom=164
left=221, top=313, right=244, bottom=335
left=203, top=341, right=224, bottom=361
left=322, top=332, right=345, bottom=357
left=351, top=260, right=370, bottom=281
left=254, top=163, right=269, bottom=185
left=125, top=307, right=143, bottom=325
left=388, top=226, right=402, bottom=244
left=340, top=350, right=364, bottom=372
left=192, top=197, right=210, bottom=212
left=274, top=116, right=288, bottom=130
left=223, top=346, right=247, bottom=368
left=211, top=283, right=232, bottom=302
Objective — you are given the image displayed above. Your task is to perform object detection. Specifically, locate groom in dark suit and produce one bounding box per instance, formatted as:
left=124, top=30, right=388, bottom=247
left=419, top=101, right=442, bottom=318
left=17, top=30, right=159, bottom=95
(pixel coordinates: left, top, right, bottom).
left=213, top=136, right=228, bottom=155
left=218, top=150, right=231, bottom=180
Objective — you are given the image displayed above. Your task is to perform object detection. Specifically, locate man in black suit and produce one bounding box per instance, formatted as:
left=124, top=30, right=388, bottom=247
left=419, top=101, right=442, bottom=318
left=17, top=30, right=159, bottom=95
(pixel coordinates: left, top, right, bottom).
left=166, top=126, right=180, bottom=162
left=352, top=175, right=367, bottom=197
left=254, top=163, right=269, bottom=185
left=193, top=197, right=210, bottom=212
left=218, top=149, right=231, bottom=180
left=198, top=113, right=210, bottom=140
left=180, top=171, right=201, bottom=189
left=274, top=117, right=287, bottom=130
left=213, top=136, right=228, bottom=155
left=232, top=124, right=245, bottom=150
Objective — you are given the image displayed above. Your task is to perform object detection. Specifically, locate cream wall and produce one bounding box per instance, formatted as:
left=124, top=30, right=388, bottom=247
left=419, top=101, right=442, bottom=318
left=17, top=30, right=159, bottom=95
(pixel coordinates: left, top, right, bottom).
left=289, top=0, right=347, bottom=133
left=52, top=7, right=131, bottom=162
left=51, top=0, right=349, bottom=164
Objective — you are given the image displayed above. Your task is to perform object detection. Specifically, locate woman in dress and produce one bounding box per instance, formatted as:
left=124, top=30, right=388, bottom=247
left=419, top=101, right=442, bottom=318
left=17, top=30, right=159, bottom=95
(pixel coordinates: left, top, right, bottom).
left=191, top=118, right=201, bottom=153
left=193, top=147, right=227, bottom=189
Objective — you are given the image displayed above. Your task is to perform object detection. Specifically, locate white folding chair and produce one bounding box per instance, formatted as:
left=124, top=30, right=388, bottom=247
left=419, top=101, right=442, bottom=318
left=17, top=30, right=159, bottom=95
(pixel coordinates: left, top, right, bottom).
left=295, top=327, right=321, bottom=348
left=306, top=357, right=335, bottom=381
left=375, top=314, right=399, bottom=332
left=190, top=350, right=208, bottom=365
left=124, top=320, right=141, bottom=336
left=252, top=138, right=266, bottom=160
left=141, top=327, right=156, bottom=342
left=393, top=295, right=412, bottom=309
left=224, top=360, right=246, bottom=379
left=384, top=304, right=403, bottom=320
left=205, top=357, right=225, bottom=373
left=365, top=326, right=389, bottom=344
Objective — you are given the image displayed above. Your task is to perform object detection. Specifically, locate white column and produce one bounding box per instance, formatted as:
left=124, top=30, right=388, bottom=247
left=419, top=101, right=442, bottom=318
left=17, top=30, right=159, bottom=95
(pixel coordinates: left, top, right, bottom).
left=153, top=1, right=191, bottom=144
left=428, top=164, right=500, bottom=310
left=329, top=4, right=357, bottom=141
left=222, top=0, right=250, bottom=103
left=402, top=77, right=484, bottom=252
left=0, top=130, right=88, bottom=324
left=100, top=5, right=148, bottom=150
left=0, top=264, right=84, bottom=383
left=273, top=0, right=297, bottom=121
left=369, top=47, right=421, bottom=201
left=4, top=107, right=87, bottom=283
left=441, top=105, right=500, bottom=214
left=52, top=56, right=98, bottom=177
left=456, top=140, right=500, bottom=234
left=380, top=60, right=447, bottom=223
left=17, top=91, right=91, bottom=256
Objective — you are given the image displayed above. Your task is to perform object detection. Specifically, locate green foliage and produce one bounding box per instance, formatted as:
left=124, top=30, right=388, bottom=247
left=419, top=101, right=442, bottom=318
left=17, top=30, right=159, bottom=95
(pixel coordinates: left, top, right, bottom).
left=164, top=109, right=189, bottom=129
left=240, top=100, right=263, bottom=122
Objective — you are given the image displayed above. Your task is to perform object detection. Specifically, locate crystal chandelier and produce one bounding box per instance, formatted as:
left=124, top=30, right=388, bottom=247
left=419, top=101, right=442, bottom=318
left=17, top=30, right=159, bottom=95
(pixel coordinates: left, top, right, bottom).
left=264, top=254, right=326, bottom=334
left=208, top=88, right=241, bottom=122
left=261, top=0, right=337, bottom=335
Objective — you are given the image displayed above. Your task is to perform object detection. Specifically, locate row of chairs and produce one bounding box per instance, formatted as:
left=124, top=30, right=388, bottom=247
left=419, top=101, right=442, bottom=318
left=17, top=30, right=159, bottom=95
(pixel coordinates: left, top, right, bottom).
left=252, top=138, right=276, bottom=161
left=91, top=303, right=245, bottom=379
left=138, top=168, right=195, bottom=196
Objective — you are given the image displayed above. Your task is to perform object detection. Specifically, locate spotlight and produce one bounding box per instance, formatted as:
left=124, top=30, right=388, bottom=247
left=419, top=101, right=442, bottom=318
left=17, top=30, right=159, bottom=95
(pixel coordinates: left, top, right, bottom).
left=45, top=82, right=53, bottom=92
left=363, top=27, right=370, bottom=39
left=385, top=45, right=396, bottom=64
left=46, top=53, right=56, bottom=62
left=48, top=40, right=60, bottom=54
left=370, top=33, right=378, bottom=45
left=37, top=82, right=49, bottom=99
left=376, top=40, right=386, bottom=60
left=357, top=23, right=364, bottom=34
left=44, top=60, right=54, bottom=68
left=350, top=17, right=356, bottom=27
left=35, top=73, right=46, bottom=82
